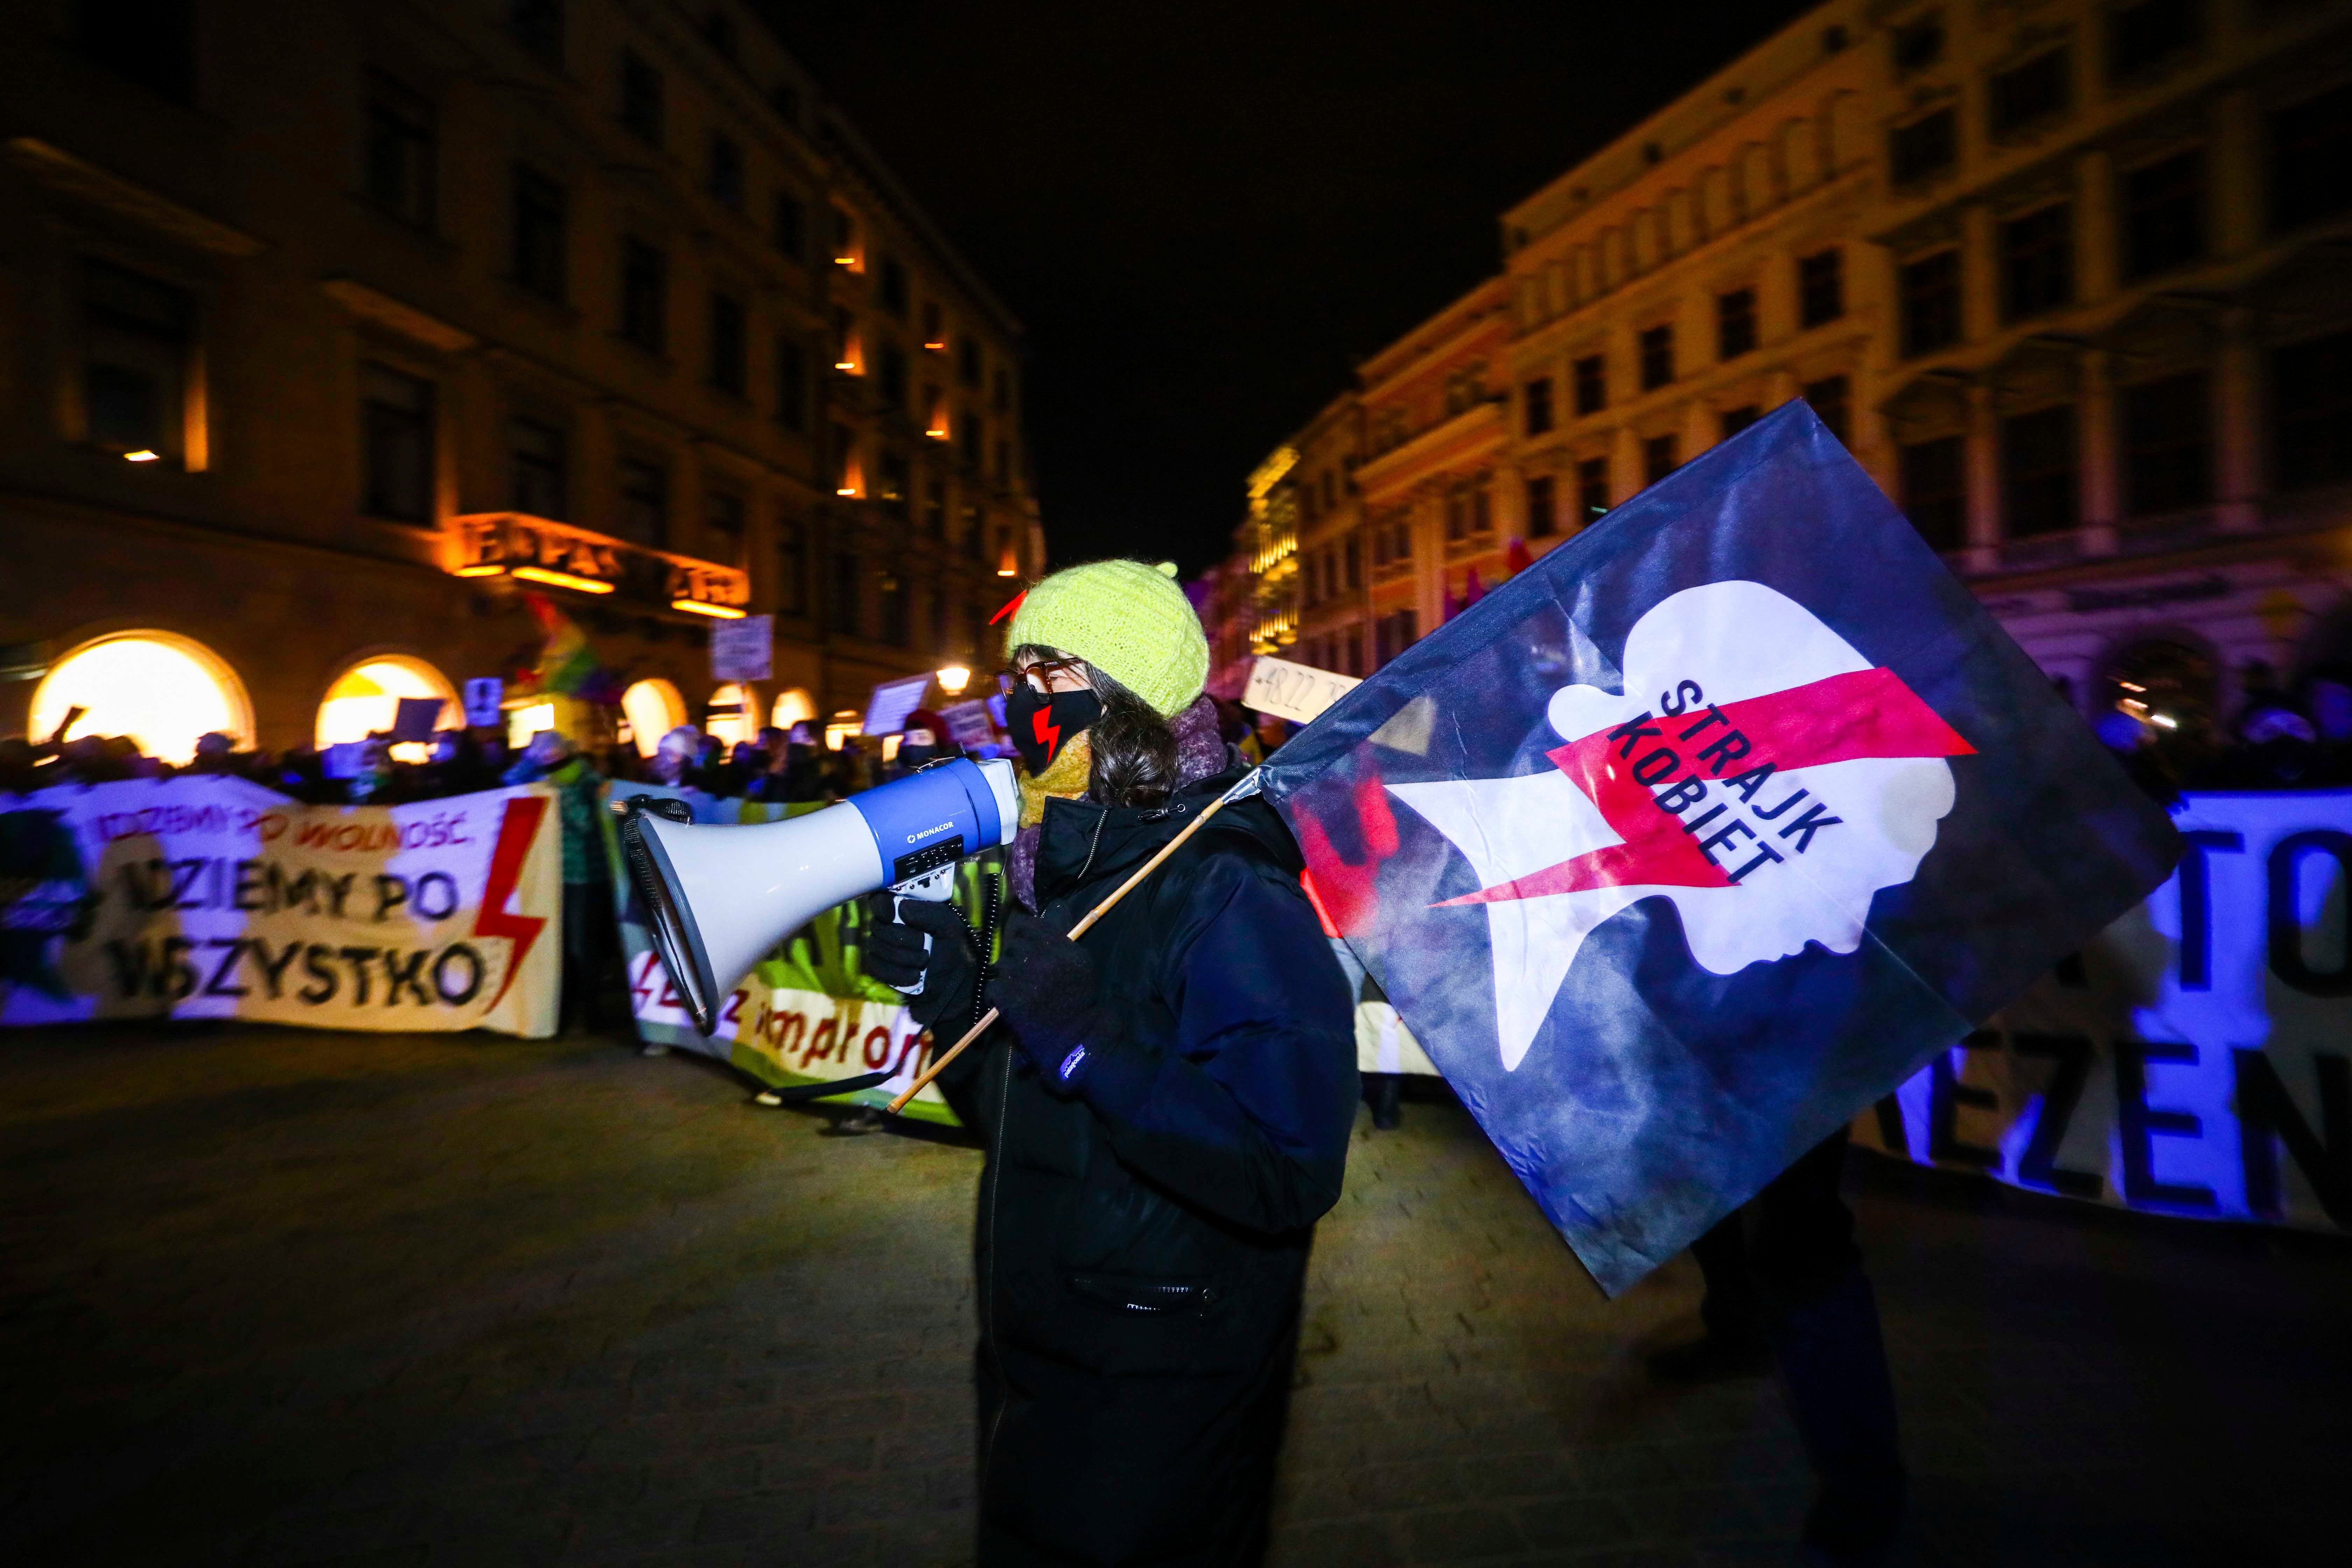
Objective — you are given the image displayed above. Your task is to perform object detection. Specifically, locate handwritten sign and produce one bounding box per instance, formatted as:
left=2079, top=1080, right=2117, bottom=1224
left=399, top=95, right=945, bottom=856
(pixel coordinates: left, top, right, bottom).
left=709, top=615, right=774, bottom=682
left=1242, top=653, right=1360, bottom=726
left=462, top=678, right=504, bottom=728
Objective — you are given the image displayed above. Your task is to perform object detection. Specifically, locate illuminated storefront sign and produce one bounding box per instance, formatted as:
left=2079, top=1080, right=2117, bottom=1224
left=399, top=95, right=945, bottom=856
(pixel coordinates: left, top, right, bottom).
left=446, top=513, right=751, bottom=617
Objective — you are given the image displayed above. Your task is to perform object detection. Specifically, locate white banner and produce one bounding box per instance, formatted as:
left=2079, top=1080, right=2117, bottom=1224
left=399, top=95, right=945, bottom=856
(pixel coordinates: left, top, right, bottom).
left=1, top=778, right=562, bottom=1036
left=1856, top=790, right=2351, bottom=1233
left=1242, top=654, right=1360, bottom=726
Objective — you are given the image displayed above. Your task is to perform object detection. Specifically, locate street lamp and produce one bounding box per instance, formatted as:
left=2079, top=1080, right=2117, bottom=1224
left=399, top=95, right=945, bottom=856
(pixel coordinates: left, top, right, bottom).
left=936, top=665, right=971, bottom=695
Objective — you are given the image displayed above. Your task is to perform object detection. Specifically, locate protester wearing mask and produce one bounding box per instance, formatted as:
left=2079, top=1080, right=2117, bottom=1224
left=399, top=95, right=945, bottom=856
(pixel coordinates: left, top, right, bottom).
left=893, top=708, right=952, bottom=774
left=862, top=559, right=1356, bottom=1567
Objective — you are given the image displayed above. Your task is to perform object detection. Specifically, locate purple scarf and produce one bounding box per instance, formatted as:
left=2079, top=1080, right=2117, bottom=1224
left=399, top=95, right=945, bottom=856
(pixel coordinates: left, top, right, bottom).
left=1006, top=695, right=1231, bottom=911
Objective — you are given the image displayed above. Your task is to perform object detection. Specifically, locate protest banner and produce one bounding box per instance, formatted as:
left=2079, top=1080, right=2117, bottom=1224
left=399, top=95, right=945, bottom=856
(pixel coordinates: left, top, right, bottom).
left=1, top=777, right=561, bottom=1036
left=600, top=782, right=973, bottom=1124
left=1855, top=789, right=2351, bottom=1234
left=708, top=615, right=774, bottom=683
left=1242, top=653, right=1361, bottom=727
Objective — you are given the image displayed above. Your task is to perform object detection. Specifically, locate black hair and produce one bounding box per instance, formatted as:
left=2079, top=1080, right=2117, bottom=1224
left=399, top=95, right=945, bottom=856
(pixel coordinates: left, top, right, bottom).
left=1014, top=643, right=1178, bottom=809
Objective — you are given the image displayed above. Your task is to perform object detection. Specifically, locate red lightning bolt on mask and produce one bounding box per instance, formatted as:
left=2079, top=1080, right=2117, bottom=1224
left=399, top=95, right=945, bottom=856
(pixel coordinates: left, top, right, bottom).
left=1031, top=704, right=1062, bottom=763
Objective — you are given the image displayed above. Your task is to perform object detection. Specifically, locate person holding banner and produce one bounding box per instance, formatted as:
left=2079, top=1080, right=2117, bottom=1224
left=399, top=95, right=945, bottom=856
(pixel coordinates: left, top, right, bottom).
left=863, top=560, right=1357, bottom=1567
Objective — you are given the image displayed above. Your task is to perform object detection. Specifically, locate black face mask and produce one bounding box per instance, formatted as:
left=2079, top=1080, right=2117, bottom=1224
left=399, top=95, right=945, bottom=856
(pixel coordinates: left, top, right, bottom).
left=1005, top=683, right=1103, bottom=774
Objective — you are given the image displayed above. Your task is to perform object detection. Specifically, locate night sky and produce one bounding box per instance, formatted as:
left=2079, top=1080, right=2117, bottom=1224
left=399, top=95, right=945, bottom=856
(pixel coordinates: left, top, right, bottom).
left=766, top=1, right=1822, bottom=576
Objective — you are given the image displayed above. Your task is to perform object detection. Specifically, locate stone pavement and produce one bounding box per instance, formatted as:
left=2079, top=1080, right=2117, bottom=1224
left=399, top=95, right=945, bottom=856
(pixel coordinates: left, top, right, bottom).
left=3, top=1023, right=2348, bottom=1567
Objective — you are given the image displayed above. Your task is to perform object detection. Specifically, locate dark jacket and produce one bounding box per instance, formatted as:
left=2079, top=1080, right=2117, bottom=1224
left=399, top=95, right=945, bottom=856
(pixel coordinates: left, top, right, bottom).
left=939, top=764, right=1357, bottom=1568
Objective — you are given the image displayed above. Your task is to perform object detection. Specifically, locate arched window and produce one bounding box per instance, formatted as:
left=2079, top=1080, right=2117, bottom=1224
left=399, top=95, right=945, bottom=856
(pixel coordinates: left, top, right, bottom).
left=29, top=631, right=252, bottom=765
left=316, top=655, right=457, bottom=762
left=706, top=683, right=755, bottom=746
left=620, top=678, right=687, bottom=757
left=771, top=686, right=817, bottom=730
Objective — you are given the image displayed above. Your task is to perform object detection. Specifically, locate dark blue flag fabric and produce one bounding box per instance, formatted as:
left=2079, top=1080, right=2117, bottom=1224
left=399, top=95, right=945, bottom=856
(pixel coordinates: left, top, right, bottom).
left=1260, top=402, right=2182, bottom=1296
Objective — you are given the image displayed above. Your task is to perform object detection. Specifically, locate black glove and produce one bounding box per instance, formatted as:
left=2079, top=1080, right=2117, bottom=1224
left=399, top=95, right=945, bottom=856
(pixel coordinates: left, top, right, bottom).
left=861, top=894, right=981, bottom=1031
left=986, top=906, right=1114, bottom=1090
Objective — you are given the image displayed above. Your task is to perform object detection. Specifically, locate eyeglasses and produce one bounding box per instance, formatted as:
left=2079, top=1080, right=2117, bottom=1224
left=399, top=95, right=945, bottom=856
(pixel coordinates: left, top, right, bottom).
left=1002, top=654, right=1088, bottom=694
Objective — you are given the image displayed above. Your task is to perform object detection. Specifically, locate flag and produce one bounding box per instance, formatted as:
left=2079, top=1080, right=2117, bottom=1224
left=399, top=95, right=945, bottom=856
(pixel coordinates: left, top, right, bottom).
left=1260, top=403, right=2181, bottom=1295
left=519, top=594, right=623, bottom=703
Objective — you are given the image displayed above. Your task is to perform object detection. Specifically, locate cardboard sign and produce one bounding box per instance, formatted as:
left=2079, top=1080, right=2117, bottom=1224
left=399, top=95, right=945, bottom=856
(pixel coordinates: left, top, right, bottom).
left=863, top=673, right=932, bottom=736
left=709, top=615, right=774, bottom=682
left=462, top=678, right=504, bottom=728
left=1241, top=653, right=1360, bottom=726
left=392, top=696, right=444, bottom=743
left=940, top=700, right=997, bottom=750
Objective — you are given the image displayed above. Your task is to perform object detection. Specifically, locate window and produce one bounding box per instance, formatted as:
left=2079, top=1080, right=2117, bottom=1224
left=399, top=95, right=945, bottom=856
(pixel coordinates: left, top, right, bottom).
left=879, top=451, right=911, bottom=517
left=776, top=514, right=807, bottom=616
left=958, top=336, right=983, bottom=388
left=2272, top=330, right=2352, bottom=490
left=1577, top=455, right=1611, bottom=521
left=620, top=49, right=663, bottom=145
left=775, top=335, right=807, bottom=430
left=921, top=301, right=945, bottom=349
left=707, top=292, right=746, bottom=397
left=1799, top=249, right=1843, bottom=328
left=1893, top=15, right=1945, bottom=74
left=1444, top=483, right=1467, bottom=541
left=81, top=259, right=191, bottom=461
left=1803, top=374, right=1851, bottom=446
left=830, top=206, right=858, bottom=265
left=1526, top=474, right=1557, bottom=539
left=1639, top=325, right=1674, bottom=390
left=1470, top=473, right=1493, bottom=534
left=1899, top=437, right=1966, bottom=550
left=962, top=500, right=986, bottom=561
left=1343, top=533, right=1361, bottom=588
left=1720, top=405, right=1760, bottom=441
left=31, top=631, right=250, bottom=765
left=2002, top=406, right=2078, bottom=537
left=994, top=368, right=1013, bottom=413
left=833, top=551, right=863, bottom=639
left=1643, top=433, right=1680, bottom=485
left=1901, top=250, right=1961, bottom=356
left=360, top=362, right=434, bottom=523
left=1323, top=469, right=1338, bottom=510
left=2109, top=0, right=2198, bottom=80
left=511, top=166, right=567, bottom=301
left=80, top=0, right=196, bottom=102
left=707, top=134, right=744, bottom=211
left=1890, top=108, right=1957, bottom=185
left=706, top=490, right=744, bottom=557
left=1573, top=354, right=1606, bottom=414
left=1374, top=610, right=1418, bottom=668
left=2124, top=151, right=2204, bottom=279
left=509, top=0, right=563, bottom=62
left=364, top=74, right=435, bottom=228
left=959, top=411, right=984, bottom=475
left=510, top=416, right=566, bottom=518
left=924, top=475, right=947, bottom=537
left=2271, top=83, right=2352, bottom=233
left=2122, top=372, right=2212, bottom=515
left=832, top=424, right=858, bottom=495
left=878, top=256, right=909, bottom=317
left=1345, top=628, right=1365, bottom=678
left=1523, top=376, right=1554, bottom=435
left=880, top=571, right=908, bottom=650
left=616, top=457, right=667, bottom=546
left=620, top=239, right=666, bottom=353
left=830, top=307, right=859, bottom=373
left=1990, top=50, right=2070, bottom=138
left=1716, top=289, right=1757, bottom=360
left=876, top=342, right=907, bottom=410
left=772, top=191, right=805, bottom=260
left=2002, top=204, right=2074, bottom=320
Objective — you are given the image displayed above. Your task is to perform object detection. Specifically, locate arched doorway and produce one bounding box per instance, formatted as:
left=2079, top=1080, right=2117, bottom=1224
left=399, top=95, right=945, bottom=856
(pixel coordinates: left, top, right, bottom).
left=771, top=686, right=817, bottom=732
left=620, top=678, right=687, bottom=757
left=706, top=684, right=755, bottom=747
left=316, top=655, right=458, bottom=762
left=29, top=631, right=252, bottom=764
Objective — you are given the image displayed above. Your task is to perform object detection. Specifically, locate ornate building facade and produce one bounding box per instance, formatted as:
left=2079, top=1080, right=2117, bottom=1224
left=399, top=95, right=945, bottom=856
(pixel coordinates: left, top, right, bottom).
left=0, top=0, right=1041, bottom=760
left=1223, top=0, right=2352, bottom=747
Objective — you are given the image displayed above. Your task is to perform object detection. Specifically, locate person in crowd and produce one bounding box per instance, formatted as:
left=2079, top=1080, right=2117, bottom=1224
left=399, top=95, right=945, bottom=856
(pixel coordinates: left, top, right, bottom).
left=892, top=709, right=952, bottom=774
left=863, top=558, right=1356, bottom=1567
left=2304, top=665, right=2352, bottom=784
left=346, top=738, right=399, bottom=804
left=1646, top=1130, right=1907, bottom=1564
left=782, top=723, right=827, bottom=803
left=505, top=730, right=615, bottom=1034
left=186, top=732, right=238, bottom=775
left=1239, top=709, right=1289, bottom=764
left=2207, top=699, right=2323, bottom=790
left=2096, top=709, right=2182, bottom=808
left=648, top=726, right=701, bottom=787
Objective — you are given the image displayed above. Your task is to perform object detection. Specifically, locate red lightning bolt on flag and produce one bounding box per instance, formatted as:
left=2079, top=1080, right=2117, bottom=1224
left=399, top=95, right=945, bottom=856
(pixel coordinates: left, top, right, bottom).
left=473, top=796, right=551, bottom=1009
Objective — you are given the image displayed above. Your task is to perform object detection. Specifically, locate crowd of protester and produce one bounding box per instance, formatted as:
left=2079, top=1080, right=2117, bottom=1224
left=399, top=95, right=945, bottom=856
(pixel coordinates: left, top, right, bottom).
left=2094, top=662, right=2352, bottom=803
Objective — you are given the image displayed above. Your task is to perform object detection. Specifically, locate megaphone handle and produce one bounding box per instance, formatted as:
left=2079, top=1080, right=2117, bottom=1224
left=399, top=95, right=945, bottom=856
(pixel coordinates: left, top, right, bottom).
left=887, top=894, right=933, bottom=996
left=885, top=778, right=1250, bottom=1114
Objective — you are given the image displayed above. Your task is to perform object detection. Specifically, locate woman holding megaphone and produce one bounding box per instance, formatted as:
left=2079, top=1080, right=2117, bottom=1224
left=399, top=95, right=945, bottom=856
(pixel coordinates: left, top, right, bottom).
left=863, top=560, right=1357, bottom=1567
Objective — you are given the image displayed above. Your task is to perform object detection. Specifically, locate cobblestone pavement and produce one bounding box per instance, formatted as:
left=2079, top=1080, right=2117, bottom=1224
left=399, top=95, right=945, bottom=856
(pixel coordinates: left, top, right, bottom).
left=4, top=1023, right=2348, bottom=1567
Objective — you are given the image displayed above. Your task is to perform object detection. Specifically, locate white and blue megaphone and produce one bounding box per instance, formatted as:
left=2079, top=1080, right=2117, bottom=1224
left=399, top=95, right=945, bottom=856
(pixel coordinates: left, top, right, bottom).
left=617, top=757, right=1020, bottom=1036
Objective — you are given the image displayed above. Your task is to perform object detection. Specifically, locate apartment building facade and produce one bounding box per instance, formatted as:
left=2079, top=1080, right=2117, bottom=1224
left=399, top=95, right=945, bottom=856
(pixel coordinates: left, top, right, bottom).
left=0, top=0, right=1040, bottom=760
left=1230, top=0, right=2352, bottom=746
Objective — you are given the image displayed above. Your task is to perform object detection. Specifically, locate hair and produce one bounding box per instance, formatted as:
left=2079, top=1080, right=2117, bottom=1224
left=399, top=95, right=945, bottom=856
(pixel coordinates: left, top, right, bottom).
left=1015, top=643, right=1178, bottom=810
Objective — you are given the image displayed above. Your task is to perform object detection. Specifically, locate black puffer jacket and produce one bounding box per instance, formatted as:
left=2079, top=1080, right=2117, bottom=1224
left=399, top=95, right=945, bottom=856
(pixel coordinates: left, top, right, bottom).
left=938, top=764, right=1357, bottom=1567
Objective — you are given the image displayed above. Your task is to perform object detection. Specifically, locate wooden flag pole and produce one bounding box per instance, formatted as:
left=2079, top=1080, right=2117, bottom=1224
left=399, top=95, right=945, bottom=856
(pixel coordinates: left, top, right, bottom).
left=885, top=770, right=1262, bottom=1114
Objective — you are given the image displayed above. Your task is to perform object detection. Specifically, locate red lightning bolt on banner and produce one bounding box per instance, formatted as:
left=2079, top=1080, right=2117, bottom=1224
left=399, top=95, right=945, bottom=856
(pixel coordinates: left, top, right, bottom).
left=473, top=795, right=551, bottom=1010
left=1031, top=705, right=1062, bottom=762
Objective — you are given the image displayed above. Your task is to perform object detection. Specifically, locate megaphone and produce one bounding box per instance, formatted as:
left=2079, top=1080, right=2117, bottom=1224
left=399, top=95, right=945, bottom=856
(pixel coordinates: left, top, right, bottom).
left=618, top=756, right=1020, bottom=1036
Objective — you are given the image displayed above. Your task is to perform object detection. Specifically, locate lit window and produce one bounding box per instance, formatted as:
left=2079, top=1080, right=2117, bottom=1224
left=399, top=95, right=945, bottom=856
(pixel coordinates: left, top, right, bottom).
left=707, top=683, right=754, bottom=746
left=316, top=656, right=458, bottom=761
left=30, top=632, right=251, bottom=765
left=83, top=260, right=192, bottom=463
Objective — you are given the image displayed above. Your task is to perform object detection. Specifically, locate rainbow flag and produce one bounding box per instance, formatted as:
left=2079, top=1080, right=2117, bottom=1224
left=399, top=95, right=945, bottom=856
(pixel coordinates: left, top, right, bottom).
left=521, top=594, right=622, bottom=702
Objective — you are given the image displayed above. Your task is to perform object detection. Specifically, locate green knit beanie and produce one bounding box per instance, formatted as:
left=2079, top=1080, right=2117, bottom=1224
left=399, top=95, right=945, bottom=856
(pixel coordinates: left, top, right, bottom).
left=1005, top=559, right=1209, bottom=718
